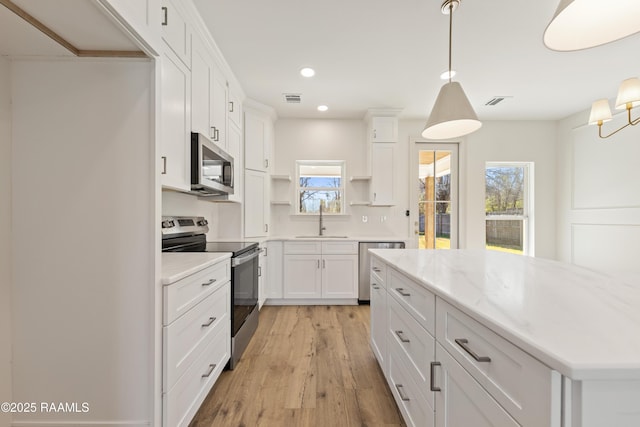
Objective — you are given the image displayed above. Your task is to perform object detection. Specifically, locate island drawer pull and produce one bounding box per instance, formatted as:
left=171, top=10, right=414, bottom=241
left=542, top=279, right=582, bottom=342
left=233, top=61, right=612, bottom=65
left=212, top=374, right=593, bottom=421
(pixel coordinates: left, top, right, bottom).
left=202, top=278, right=217, bottom=286
left=430, top=362, right=441, bottom=391
left=201, top=317, right=216, bottom=327
left=394, top=330, right=410, bottom=343
left=395, top=287, right=411, bottom=297
left=455, top=338, right=492, bottom=363
left=202, top=364, right=216, bottom=378
left=372, top=284, right=380, bottom=290
left=372, top=267, right=381, bottom=272
left=395, top=384, right=410, bottom=402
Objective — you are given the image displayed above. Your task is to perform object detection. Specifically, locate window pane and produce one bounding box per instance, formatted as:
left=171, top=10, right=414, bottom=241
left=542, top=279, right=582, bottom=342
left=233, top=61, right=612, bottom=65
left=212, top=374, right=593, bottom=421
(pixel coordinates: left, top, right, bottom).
left=299, top=176, right=341, bottom=188
left=486, top=219, right=524, bottom=254
left=299, top=190, right=342, bottom=214
left=485, top=166, right=524, bottom=216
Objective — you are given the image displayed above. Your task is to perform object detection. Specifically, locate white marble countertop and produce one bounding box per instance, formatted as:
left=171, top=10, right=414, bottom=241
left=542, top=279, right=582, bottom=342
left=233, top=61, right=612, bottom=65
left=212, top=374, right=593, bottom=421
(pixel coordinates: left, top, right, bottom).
left=369, top=248, right=640, bottom=380
left=162, top=252, right=231, bottom=285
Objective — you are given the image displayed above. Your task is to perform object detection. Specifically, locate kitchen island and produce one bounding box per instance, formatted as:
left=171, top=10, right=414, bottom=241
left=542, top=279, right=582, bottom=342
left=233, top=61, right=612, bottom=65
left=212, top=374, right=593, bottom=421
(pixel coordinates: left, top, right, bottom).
left=369, top=248, right=640, bottom=427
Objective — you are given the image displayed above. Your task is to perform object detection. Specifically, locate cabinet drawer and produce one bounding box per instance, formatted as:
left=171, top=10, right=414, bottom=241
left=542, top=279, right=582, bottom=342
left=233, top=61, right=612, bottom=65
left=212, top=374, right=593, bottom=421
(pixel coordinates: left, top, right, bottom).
left=388, top=268, right=435, bottom=335
left=164, top=260, right=230, bottom=325
left=371, top=256, right=386, bottom=287
left=163, top=321, right=229, bottom=427
left=388, top=345, right=435, bottom=427
left=321, top=240, right=358, bottom=255
left=284, top=241, right=322, bottom=255
left=163, top=283, right=230, bottom=392
left=387, top=294, right=435, bottom=407
left=436, top=298, right=558, bottom=426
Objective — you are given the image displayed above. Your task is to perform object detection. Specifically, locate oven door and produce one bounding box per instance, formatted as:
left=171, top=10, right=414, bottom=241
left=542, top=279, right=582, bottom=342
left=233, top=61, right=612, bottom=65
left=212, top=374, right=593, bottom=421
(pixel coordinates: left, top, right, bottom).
left=231, top=248, right=259, bottom=336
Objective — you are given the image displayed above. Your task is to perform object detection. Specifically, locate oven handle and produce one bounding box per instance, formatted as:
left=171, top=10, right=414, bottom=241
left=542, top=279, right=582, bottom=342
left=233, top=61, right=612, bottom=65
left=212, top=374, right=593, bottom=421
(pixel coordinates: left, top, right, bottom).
left=231, top=248, right=261, bottom=267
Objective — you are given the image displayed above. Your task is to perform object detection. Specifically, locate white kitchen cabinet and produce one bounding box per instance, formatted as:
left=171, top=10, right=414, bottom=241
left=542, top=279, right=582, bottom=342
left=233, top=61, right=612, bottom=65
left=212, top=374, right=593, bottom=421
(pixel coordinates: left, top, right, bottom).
left=258, top=242, right=267, bottom=308
left=226, top=121, right=242, bottom=203
left=228, top=88, right=242, bottom=128
left=283, top=241, right=358, bottom=300
left=244, top=110, right=271, bottom=172
left=210, top=64, right=228, bottom=151
left=160, top=47, right=191, bottom=192
left=160, top=0, right=190, bottom=67
left=102, top=0, right=161, bottom=51
left=265, top=241, right=284, bottom=299
left=190, top=33, right=212, bottom=138
left=370, top=271, right=387, bottom=369
left=244, top=169, right=269, bottom=237
left=370, top=143, right=395, bottom=206
left=371, top=116, right=398, bottom=143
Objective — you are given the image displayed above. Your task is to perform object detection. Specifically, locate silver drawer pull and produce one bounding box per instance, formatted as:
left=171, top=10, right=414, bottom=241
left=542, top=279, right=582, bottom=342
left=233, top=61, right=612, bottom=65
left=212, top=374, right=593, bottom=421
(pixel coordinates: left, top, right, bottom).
left=202, top=278, right=217, bottom=286
left=395, top=384, right=410, bottom=402
left=394, top=330, right=410, bottom=343
left=455, top=338, right=492, bottom=363
left=395, top=287, right=411, bottom=297
left=372, top=267, right=381, bottom=272
left=202, top=364, right=216, bottom=378
left=372, top=285, right=380, bottom=290
left=430, top=362, right=441, bottom=392
left=202, top=317, right=216, bottom=327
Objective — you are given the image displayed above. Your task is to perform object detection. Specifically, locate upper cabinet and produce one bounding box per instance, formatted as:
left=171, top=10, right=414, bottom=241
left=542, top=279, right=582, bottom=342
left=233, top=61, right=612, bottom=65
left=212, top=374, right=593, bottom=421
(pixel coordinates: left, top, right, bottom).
left=370, top=143, right=395, bottom=206
left=245, top=109, right=271, bottom=173
left=210, top=64, right=228, bottom=151
left=101, top=0, right=162, bottom=52
left=160, top=0, right=190, bottom=67
left=371, top=116, right=398, bottom=143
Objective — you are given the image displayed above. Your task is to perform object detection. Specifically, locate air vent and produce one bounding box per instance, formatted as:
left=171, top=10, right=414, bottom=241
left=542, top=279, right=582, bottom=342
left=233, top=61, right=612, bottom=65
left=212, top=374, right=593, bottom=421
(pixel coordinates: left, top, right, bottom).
left=485, top=96, right=512, bottom=106
left=283, top=93, right=302, bottom=103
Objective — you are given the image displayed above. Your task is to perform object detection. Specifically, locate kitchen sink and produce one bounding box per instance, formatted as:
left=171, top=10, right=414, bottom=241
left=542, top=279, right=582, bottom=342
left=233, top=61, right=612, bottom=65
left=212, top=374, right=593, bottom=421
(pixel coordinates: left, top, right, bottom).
left=295, top=235, right=349, bottom=239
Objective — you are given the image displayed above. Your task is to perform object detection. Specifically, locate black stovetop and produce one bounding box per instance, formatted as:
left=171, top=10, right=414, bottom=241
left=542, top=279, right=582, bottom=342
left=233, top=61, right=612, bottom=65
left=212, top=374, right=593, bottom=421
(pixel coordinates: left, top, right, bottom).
left=162, top=233, right=258, bottom=256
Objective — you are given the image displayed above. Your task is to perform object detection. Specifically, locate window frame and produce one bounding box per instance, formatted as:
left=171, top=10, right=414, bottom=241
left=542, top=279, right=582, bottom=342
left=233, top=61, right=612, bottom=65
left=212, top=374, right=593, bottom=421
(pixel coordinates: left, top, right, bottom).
left=295, top=160, right=346, bottom=215
left=484, top=162, right=534, bottom=256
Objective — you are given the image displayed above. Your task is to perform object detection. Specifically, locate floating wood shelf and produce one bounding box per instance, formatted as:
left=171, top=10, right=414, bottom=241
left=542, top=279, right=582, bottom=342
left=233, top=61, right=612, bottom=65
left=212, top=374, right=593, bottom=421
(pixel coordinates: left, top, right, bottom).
left=349, top=201, right=371, bottom=206
left=349, top=176, right=372, bottom=182
left=271, top=201, right=292, bottom=205
left=271, top=174, right=292, bottom=181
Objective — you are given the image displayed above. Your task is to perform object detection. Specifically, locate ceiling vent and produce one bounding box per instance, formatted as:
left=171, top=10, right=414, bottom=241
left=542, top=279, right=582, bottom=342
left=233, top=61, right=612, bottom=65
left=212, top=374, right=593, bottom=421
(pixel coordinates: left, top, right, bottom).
left=484, top=96, right=511, bottom=106
left=283, top=93, right=302, bottom=103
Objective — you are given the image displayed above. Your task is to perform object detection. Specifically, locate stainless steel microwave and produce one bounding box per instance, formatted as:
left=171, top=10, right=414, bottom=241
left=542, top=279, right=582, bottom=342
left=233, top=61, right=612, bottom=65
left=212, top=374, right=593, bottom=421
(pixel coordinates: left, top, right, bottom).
left=190, top=132, right=234, bottom=196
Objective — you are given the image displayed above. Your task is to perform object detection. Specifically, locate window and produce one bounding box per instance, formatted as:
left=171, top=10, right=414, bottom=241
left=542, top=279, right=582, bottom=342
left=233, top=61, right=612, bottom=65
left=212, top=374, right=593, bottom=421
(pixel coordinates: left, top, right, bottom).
left=296, top=160, right=345, bottom=214
left=485, top=162, right=533, bottom=255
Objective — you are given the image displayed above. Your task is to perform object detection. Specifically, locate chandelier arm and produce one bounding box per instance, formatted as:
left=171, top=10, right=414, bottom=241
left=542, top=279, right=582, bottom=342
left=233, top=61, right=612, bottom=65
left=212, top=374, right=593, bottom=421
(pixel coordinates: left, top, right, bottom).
left=599, top=121, right=633, bottom=139
left=629, top=107, right=640, bottom=126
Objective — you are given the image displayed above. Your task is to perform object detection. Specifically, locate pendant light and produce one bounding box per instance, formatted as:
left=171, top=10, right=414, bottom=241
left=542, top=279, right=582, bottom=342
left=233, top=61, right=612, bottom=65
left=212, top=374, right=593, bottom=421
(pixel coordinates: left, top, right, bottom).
left=422, top=0, right=481, bottom=140
left=544, top=0, right=640, bottom=51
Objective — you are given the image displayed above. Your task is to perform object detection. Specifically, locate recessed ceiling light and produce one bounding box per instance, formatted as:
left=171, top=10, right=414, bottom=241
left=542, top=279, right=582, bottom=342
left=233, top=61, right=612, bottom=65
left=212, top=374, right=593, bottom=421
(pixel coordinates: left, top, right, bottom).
left=317, top=105, right=328, bottom=112
left=300, top=67, right=315, bottom=77
left=440, top=70, right=457, bottom=80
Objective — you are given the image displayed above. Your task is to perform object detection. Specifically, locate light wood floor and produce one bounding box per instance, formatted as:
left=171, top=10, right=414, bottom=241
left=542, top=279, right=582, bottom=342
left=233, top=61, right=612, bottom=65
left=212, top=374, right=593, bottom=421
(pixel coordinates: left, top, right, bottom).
left=190, top=305, right=405, bottom=427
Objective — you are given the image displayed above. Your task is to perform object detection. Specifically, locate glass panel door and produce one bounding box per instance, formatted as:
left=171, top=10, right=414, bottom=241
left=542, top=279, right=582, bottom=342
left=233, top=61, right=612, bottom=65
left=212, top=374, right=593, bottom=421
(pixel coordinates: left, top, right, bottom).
left=410, top=143, right=458, bottom=249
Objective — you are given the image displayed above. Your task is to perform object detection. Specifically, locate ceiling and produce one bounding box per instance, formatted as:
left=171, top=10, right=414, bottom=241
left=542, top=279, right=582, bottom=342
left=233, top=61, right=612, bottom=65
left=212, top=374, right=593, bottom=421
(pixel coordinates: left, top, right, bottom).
left=193, top=0, right=640, bottom=121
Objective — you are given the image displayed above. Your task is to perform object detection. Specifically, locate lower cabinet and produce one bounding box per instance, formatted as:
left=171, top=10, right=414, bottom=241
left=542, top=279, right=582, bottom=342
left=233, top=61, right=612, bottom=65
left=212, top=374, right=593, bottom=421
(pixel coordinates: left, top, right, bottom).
left=283, top=241, right=358, bottom=300
left=370, top=273, right=387, bottom=367
left=163, top=259, right=231, bottom=427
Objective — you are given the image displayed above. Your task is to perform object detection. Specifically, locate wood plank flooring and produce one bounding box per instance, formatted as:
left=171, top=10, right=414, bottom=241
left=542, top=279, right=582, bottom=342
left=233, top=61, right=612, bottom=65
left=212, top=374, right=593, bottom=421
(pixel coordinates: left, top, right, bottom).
left=190, top=305, right=405, bottom=427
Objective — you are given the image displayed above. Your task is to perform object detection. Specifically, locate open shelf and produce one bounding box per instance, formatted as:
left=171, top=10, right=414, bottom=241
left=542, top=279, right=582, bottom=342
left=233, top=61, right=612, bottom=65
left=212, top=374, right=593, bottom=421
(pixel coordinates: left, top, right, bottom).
left=271, top=174, right=292, bottom=181
left=349, top=201, right=371, bottom=206
left=271, top=201, right=292, bottom=205
left=349, top=175, right=371, bottom=182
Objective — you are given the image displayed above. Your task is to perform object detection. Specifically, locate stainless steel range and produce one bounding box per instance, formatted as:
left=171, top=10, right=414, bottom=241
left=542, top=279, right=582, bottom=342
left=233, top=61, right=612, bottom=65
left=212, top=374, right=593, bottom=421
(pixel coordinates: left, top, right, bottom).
left=161, top=216, right=259, bottom=370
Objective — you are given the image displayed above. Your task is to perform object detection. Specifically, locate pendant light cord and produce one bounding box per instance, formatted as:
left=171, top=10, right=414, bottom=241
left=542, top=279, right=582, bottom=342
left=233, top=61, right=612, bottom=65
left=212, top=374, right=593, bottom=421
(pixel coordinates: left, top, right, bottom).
left=448, top=2, right=453, bottom=83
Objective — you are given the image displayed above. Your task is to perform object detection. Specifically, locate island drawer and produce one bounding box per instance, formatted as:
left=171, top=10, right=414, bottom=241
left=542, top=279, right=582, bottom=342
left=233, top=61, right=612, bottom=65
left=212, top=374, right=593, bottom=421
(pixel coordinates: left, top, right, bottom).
left=164, top=260, right=230, bottom=325
left=388, top=267, right=435, bottom=335
left=435, top=298, right=559, bottom=426
left=371, top=256, right=387, bottom=286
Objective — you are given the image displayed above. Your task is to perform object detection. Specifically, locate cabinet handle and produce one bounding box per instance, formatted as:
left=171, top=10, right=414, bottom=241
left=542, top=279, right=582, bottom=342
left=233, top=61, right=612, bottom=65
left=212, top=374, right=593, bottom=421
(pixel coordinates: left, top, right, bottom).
left=258, top=266, right=262, bottom=277
left=229, top=101, right=234, bottom=112
left=161, top=6, right=168, bottom=25
left=322, top=259, right=326, bottom=269
left=210, top=126, right=215, bottom=139
left=264, top=159, right=269, bottom=169
left=373, top=192, right=377, bottom=201
left=455, top=338, right=492, bottom=363
left=373, top=129, right=377, bottom=139
left=201, top=317, right=216, bottom=327
left=264, top=224, right=268, bottom=233
left=317, top=259, right=320, bottom=269
left=161, top=156, right=167, bottom=175
left=214, top=127, right=220, bottom=142
left=372, top=267, right=381, bottom=272
left=372, top=283, right=380, bottom=289
left=202, top=363, right=216, bottom=378
left=394, top=384, right=410, bottom=402
left=394, top=330, right=410, bottom=343
left=430, top=362, right=441, bottom=392
left=395, top=287, right=411, bottom=297
left=201, top=278, right=217, bottom=286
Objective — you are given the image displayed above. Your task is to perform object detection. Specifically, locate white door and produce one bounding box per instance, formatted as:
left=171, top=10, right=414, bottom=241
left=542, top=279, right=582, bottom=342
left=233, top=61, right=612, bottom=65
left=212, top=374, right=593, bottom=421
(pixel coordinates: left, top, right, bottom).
left=409, top=142, right=459, bottom=249
left=283, top=255, right=322, bottom=298
left=321, top=255, right=358, bottom=298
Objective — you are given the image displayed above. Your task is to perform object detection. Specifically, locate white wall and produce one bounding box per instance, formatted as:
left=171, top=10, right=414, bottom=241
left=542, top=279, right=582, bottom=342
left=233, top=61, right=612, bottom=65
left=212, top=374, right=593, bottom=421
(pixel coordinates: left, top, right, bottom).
left=0, top=56, right=12, bottom=427
left=399, top=120, right=557, bottom=258
left=556, top=109, right=640, bottom=276
left=11, top=59, right=153, bottom=425
left=272, top=119, right=410, bottom=237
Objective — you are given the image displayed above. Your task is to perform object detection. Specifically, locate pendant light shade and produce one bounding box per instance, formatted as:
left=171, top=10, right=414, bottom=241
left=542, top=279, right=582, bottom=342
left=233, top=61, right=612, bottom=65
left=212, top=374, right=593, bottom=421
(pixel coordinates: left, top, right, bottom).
left=615, top=77, right=640, bottom=110
left=588, top=99, right=613, bottom=125
left=422, top=81, right=482, bottom=140
left=544, top=0, right=640, bottom=51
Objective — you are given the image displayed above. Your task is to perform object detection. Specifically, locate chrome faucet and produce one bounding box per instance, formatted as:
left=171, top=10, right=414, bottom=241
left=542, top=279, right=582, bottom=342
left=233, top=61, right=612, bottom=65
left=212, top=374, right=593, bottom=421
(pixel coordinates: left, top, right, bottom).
left=319, top=201, right=326, bottom=236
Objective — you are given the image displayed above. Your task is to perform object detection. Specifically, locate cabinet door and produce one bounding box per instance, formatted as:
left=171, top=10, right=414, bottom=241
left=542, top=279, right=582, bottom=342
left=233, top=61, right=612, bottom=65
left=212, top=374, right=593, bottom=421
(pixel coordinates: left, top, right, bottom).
left=258, top=244, right=267, bottom=308
left=370, top=278, right=387, bottom=369
left=244, top=111, right=268, bottom=172
left=265, top=241, right=283, bottom=299
left=160, top=48, right=191, bottom=191
left=190, top=34, right=212, bottom=138
left=103, top=0, right=161, bottom=50
left=372, top=116, right=397, bottom=142
left=211, top=66, right=227, bottom=151
left=435, top=343, right=519, bottom=427
left=244, top=170, right=267, bottom=237
left=370, top=143, right=395, bottom=206
left=284, top=255, right=322, bottom=298
left=226, top=123, right=242, bottom=203
left=321, top=255, right=358, bottom=298
left=160, top=0, right=190, bottom=67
